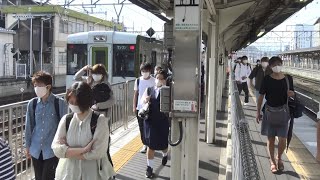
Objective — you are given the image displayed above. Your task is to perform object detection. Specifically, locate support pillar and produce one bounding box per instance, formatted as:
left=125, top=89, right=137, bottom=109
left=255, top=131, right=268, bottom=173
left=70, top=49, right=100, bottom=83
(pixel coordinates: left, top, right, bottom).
left=206, top=20, right=218, bottom=143
left=171, top=0, right=201, bottom=179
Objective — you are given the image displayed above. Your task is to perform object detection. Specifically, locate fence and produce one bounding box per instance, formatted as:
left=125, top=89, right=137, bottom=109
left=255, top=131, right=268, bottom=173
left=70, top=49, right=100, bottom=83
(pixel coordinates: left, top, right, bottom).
left=0, top=80, right=135, bottom=179
left=229, top=68, right=260, bottom=180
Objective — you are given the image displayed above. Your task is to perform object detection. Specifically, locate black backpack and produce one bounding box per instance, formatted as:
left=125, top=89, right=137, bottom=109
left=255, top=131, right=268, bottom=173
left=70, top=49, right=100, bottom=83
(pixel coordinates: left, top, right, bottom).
left=65, top=111, right=100, bottom=135
left=92, top=83, right=111, bottom=104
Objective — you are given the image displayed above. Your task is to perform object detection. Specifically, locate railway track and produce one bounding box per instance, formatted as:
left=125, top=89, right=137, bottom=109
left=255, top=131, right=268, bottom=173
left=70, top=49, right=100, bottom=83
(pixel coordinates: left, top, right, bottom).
left=290, top=74, right=320, bottom=120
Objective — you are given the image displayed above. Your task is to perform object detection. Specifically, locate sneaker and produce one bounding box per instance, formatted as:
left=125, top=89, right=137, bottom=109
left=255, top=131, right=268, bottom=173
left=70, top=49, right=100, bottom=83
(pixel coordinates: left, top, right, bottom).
left=145, top=166, right=154, bottom=178
left=140, top=145, right=147, bottom=153
left=162, top=156, right=168, bottom=166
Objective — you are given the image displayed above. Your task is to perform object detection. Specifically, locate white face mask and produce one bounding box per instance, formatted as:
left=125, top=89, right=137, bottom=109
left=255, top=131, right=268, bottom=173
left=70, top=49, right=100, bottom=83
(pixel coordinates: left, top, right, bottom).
left=92, top=74, right=103, bottom=82
left=34, top=86, right=48, bottom=98
left=243, top=60, right=248, bottom=64
left=272, top=66, right=282, bottom=73
left=141, top=72, right=150, bottom=79
left=155, top=79, right=162, bottom=87
left=261, top=62, right=268, bottom=68
left=69, top=104, right=82, bottom=114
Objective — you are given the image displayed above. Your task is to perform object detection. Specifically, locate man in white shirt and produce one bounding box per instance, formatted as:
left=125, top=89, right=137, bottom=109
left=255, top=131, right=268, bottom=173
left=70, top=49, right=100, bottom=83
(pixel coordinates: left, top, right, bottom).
left=133, top=63, right=156, bottom=153
left=235, top=56, right=252, bottom=105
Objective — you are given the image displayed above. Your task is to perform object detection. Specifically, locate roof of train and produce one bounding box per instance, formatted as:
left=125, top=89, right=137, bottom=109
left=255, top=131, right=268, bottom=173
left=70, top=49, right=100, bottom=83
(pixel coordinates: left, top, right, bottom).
left=67, top=31, right=139, bottom=44
left=280, top=46, right=320, bottom=55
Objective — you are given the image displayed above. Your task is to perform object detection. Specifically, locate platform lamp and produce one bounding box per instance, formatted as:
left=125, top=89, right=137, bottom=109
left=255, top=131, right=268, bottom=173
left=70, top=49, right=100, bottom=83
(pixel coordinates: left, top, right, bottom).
left=257, top=29, right=265, bottom=37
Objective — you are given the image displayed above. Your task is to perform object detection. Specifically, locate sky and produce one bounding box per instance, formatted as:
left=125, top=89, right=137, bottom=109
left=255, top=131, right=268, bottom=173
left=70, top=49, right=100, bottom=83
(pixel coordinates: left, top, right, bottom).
left=49, top=0, right=165, bottom=38
left=48, top=0, right=320, bottom=43
left=252, top=0, right=320, bottom=50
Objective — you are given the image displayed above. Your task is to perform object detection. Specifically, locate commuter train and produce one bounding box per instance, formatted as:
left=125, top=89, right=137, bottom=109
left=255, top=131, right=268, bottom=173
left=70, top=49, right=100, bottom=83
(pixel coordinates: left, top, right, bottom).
left=66, top=31, right=165, bottom=87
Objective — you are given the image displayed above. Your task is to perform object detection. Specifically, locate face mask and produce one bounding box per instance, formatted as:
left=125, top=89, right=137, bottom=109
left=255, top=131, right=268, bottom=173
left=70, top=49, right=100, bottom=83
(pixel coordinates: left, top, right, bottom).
left=92, top=74, right=103, bottom=82
left=243, top=60, right=248, bottom=64
left=272, top=66, right=282, bottom=73
left=34, top=86, right=48, bottom=98
left=261, top=62, right=268, bottom=68
left=155, top=79, right=162, bottom=87
left=142, top=72, right=150, bottom=79
left=69, top=104, right=82, bottom=114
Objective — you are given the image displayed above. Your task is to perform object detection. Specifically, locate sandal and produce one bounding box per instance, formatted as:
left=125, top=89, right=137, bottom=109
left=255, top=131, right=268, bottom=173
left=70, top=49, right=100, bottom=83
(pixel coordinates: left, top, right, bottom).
left=270, top=163, right=278, bottom=173
left=277, top=159, right=284, bottom=171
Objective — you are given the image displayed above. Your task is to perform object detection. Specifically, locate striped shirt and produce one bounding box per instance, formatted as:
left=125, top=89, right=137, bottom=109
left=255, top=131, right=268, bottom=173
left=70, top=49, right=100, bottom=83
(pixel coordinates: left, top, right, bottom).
left=0, top=139, right=15, bottom=180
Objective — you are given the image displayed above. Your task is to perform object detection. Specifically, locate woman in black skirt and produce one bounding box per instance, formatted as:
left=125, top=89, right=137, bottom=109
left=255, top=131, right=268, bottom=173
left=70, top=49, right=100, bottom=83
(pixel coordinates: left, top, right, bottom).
left=141, top=70, right=169, bottom=178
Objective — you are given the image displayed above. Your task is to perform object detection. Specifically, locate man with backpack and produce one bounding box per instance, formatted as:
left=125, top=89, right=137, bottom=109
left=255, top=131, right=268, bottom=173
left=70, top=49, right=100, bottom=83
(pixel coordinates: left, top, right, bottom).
left=235, top=56, right=252, bottom=105
left=249, top=57, right=272, bottom=106
left=24, top=71, right=67, bottom=180
left=133, top=63, right=156, bottom=153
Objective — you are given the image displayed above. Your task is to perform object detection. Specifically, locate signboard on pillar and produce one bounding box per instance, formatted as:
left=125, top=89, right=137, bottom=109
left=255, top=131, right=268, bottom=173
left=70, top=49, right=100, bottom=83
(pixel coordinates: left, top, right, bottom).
left=175, top=0, right=200, bottom=31
left=173, top=0, right=201, bottom=117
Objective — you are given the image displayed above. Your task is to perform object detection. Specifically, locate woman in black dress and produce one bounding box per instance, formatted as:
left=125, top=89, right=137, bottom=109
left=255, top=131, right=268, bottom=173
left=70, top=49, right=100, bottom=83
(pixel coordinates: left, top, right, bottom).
left=256, top=57, right=294, bottom=173
left=141, top=70, right=169, bottom=178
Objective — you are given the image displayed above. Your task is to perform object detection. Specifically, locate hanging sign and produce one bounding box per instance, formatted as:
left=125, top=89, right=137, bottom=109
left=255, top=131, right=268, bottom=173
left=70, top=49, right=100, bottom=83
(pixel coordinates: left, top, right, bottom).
left=174, top=0, right=200, bottom=31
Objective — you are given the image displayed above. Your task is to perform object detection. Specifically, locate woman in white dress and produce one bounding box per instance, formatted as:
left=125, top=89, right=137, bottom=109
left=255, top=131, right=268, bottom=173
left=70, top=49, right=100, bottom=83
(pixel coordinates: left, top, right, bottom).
left=51, top=82, right=115, bottom=180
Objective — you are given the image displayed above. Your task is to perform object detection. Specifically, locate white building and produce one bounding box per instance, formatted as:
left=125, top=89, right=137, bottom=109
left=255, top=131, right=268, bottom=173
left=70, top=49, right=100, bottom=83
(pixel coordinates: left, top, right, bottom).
left=2, top=5, right=122, bottom=86
left=0, top=27, right=15, bottom=77
left=313, top=18, right=320, bottom=47
left=293, top=24, right=314, bottom=50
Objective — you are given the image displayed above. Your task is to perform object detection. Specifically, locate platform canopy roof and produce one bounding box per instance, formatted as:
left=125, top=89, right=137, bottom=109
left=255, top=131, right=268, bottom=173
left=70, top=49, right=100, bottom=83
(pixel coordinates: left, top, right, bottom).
left=128, top=0, right=313, bottom=52
left=3, top=0, right=312, bottom=52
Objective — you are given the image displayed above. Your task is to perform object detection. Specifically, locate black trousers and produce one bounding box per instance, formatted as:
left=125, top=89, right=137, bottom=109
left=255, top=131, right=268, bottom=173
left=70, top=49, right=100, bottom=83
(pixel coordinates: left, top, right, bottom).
left=237, top=82, right=249, bottom=103
left=32, top=152, right=59, bottom=180
left=136, top=110, right=146, bottom=145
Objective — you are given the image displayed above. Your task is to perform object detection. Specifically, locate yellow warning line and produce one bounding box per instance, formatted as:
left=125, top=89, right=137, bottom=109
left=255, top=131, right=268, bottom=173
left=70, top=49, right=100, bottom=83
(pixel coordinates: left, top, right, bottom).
left=286, top=148, right=308, bottom=180
left=111, top=135, right=143, bottom=172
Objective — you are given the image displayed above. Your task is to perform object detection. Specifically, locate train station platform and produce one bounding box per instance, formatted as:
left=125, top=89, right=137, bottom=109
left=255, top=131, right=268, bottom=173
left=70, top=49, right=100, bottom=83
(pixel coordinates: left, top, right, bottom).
left=109, top=95, right=229, bottom=180
left=240, top=91, right=320, bottom=180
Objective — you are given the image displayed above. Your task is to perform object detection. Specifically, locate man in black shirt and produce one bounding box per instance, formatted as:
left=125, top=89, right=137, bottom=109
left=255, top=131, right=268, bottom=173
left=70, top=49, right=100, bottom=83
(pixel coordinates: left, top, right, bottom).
left=249, top=57, right=272, bottom=106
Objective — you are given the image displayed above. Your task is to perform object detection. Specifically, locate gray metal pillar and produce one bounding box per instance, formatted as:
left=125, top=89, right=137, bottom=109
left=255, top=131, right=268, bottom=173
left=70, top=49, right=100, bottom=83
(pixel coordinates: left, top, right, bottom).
left=29, top=18, right=33, bottom=76
left=40, top=19, right=43, bottom=71
left=206, top=20, right=218, bottom=143
left=171, top=0, right=201, bottom=179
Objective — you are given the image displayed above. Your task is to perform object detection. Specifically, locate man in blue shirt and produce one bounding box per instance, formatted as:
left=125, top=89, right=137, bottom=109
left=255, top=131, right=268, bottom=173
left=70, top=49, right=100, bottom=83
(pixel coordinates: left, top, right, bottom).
left=24, top=71, right=67, bottom=180
left=0, top=138, right=15, bottom=180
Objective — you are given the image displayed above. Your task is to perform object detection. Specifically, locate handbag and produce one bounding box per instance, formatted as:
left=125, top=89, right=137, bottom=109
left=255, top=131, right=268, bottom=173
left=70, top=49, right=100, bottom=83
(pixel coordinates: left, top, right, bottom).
left=264, top=76, right=291, bottom=126
left=138, top=87, right=152, bottom=121
left=288, top=94, right=304, bottom=118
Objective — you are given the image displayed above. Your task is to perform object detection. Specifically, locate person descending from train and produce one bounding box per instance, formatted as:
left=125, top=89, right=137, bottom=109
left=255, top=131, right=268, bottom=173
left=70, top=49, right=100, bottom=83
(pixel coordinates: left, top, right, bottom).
left=51, top=82, right=115, bottom=180
left=74, top=64, right=114, bottom=166
left=133, top=62, right=156, bottom=153
left=256, top=56, right=294, bottom=173
left=152, top=66, right=162, bottom=77
left=234, top=56, right=252, bottom=105
left=24, top=71, right=67, bottom=180
left=141, top=70, right=170, bottom=178
left=233, top=57, right=242, bottom=72
left=256, top=59, right=261, bottom=66
left=249, top=57, right=272, bottom=107
left=0, top=138, right=15, bottom=180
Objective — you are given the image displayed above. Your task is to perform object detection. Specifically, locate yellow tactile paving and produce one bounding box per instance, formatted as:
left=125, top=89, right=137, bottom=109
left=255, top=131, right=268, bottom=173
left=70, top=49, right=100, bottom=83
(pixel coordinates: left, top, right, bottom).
left=111, top=135, right=143, bottom=172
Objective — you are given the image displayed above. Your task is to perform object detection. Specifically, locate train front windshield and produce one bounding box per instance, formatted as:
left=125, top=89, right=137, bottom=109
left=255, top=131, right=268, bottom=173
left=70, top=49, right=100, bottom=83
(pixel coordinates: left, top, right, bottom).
left=67, top=44, right=87, bottom=75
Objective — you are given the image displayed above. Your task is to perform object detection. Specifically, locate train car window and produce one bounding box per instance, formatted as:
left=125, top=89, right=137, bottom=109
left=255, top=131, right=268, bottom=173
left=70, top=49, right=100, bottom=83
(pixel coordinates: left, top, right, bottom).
left=67, top=44, right=87, bottom=75
left=113, top=45, right=135, bottom=77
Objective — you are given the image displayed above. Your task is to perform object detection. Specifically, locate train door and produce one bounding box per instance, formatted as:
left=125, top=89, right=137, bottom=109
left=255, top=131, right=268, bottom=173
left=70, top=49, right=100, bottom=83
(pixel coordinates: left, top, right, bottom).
left=92, top=47, right=108, bottom=69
